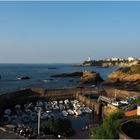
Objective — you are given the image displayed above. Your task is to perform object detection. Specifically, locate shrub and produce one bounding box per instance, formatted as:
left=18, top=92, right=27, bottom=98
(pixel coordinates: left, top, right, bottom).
left=90, top=110, right=124, bottom=139
left=41, top=118, right=74, bottom=137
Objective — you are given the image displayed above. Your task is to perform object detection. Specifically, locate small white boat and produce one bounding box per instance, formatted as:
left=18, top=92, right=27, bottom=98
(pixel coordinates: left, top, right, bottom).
left=120, top=100, right=128, bottom=105
left=82, top=107, right=92, bottom=113
left=59, top=100, right=63, bottom=104
left=64, top=99, right=69, bottom=104
left=62, top=110, right=68, bottom=117
left=112, top=101, right=121, bottom=107
left=52, top=101, right=58, bottom=105
left=46, top=110, right=52, bottom=113
left=67, top=109, right=74, bottom=115
left=74, top=109, right=82, bottom=116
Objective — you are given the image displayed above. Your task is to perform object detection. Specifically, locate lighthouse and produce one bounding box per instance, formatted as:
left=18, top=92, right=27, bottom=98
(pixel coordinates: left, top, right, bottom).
left=87, top=57, right=91, bottom=62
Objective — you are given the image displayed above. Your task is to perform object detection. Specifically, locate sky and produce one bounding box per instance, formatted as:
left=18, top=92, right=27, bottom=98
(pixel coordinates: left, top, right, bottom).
left=0, top=1, right=140, bottom=63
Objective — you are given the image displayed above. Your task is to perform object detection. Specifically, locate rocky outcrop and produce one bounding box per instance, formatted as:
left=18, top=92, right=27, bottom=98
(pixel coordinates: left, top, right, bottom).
left=108, top=71, right=140, bottom=82
left=80, top=71, right=103, bottom=84
left=103, top=65, right=140, bottom=87
left=51, top=72, right=83, bottom=78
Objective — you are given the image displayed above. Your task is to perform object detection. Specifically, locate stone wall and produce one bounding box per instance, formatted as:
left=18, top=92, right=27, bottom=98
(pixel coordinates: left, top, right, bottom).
left=75, top=94, right=100, bottom=115
left=105, top=88, right=139, bottom=99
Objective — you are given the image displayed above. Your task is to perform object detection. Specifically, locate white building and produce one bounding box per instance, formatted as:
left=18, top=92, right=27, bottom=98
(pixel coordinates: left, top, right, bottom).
left=87, top=57, right=91, bottom=62
left=128, top=57, right=135, bottom=62
left=105, top=58, right=111, bottom=61
left=111, top=57, right=119, bottom=61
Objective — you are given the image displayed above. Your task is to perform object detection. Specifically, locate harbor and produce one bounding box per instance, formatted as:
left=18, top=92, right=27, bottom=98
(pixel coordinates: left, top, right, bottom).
left=0, top=86, right=139, bottom=138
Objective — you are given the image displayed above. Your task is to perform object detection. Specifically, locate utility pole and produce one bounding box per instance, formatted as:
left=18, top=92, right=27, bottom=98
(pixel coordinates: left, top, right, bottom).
left=38, top=108, right=41, bottom=136
left=115, top=89, right=117, bottom=100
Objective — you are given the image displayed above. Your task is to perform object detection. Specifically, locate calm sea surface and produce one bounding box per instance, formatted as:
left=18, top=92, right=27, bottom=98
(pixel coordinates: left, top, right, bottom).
left=0, top=64, right=117, bottom=94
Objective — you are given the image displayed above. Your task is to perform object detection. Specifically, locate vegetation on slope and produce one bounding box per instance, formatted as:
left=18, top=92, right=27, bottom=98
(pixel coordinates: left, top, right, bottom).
left=41, top=118, right=74, bottom=137
left=119, top=65, right=140, bottom=74
left=90, top=110, right=124, bottom=139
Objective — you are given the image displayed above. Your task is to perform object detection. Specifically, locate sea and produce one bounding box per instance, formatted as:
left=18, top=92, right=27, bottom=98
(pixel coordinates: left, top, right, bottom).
left=0, top=64, right=117, bottom=94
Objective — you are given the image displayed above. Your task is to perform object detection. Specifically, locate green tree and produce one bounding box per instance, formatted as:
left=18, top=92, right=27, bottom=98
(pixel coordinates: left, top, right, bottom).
left=41, top=118, right=74, bottom=137
left=90, top=110, right=124, bottom=139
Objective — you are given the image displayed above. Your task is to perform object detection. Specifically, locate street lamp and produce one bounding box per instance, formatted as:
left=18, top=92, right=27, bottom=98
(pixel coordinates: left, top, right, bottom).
left=38, top=108, right=41, bottom=136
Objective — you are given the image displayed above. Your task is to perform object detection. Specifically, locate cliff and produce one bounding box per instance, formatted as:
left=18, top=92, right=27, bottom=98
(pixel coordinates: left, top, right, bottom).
left=108, top=65, right=140, bottom=82
left=103, top=65, right=140, bottom=90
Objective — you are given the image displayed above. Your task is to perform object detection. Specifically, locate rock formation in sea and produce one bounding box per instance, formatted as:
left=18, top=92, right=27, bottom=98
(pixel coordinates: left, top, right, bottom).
left=80, top=70, right=103, bottom=84
left=51, top=72, right=83, bottom=77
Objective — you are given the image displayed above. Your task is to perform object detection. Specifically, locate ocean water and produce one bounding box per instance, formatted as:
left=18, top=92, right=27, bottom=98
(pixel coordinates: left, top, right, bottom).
left=0, top=64, right=117, bottom=94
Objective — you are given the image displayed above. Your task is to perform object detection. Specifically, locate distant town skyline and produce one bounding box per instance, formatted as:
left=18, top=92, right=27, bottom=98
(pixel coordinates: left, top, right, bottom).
left=0, top=1, right=140, bottom=63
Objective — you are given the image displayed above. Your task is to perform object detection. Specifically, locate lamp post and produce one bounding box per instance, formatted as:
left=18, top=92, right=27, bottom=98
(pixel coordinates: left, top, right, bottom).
left=115, top=89, right=117, bottom=100
left=38, top=108, right=41, bottom=136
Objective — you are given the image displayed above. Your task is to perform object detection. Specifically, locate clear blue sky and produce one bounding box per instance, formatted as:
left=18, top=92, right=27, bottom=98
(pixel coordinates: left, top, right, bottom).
left=0, top=1, right=140, bottom=63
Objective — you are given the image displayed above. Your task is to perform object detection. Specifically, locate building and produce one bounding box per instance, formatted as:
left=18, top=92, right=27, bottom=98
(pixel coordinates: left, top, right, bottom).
left=87, top=57, right=91, bottom=62
left=111, top=57, right=119, bottom=61
left=128, top=57, right=135, bottom=62
left=105, top=58, right=111, bottom=61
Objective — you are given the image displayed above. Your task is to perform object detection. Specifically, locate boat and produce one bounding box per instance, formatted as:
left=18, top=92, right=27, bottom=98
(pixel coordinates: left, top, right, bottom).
left=25, top=109, right=32, bottom=114
left=36, top=101, right=43, bottom=107
left=120, top=100, right=129, bottom=105
left=30, top=112, right=37, bottom=121
left=64, top=99, right=69, bottom=105
left=112, top=101, right=121, bottom=107
left=11, top=115, right=18, bottom=124
left=74, top=109, right=82, bottom=116
left=53, top=105, right=59, bottom=110
left=82, top=107, right=92, bottom=113
left=40, top=112, right=48, bottom=120
left=67, top=109, right=74, bottom=115
left=62, top=110, right=68, bottom=117
left=17, top=76, right=30, bottom=80
left=59, top=100, right=63, bottom=104
left=46, top=110, right=52, bottom=113
left=59, top=104, right=65, bottom=111
left=3, top=115, right=10, bottom=124
left=22, top=115, right=30, bottom=123
left=47, top=67, right=57, bottom=69
left=4, top=109, right=11, bottom=115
